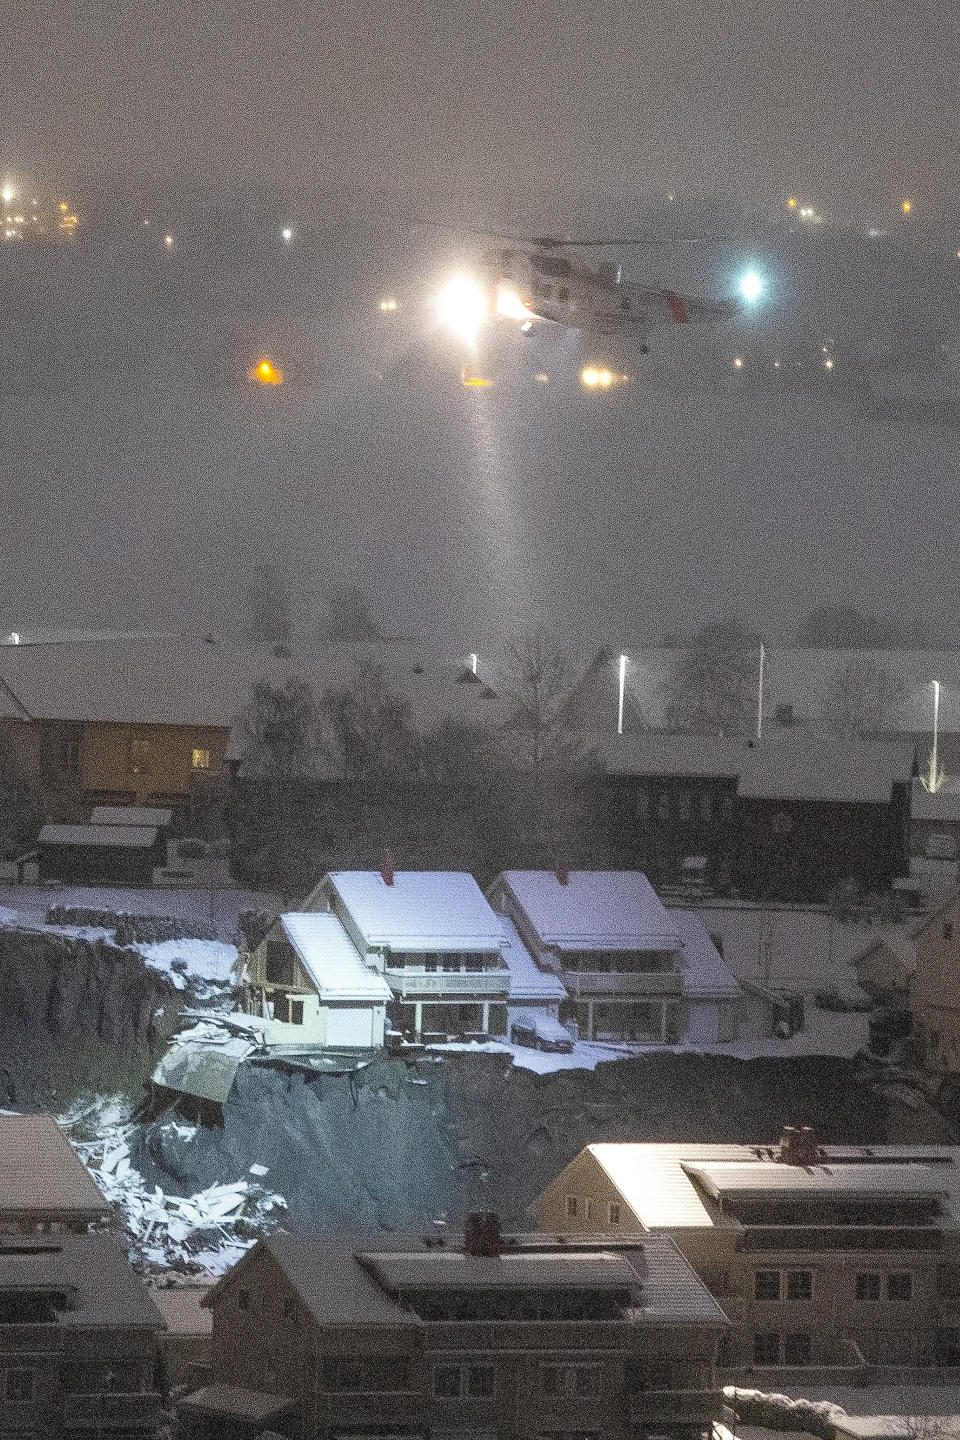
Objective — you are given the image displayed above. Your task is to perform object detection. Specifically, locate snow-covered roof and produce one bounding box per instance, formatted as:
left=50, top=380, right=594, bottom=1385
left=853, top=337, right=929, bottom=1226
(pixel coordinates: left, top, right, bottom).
left=912, top=778, right=960, bottom=822
left=594, top=733, right=745, bottom=778
left=684, top=1159, right=947, bottom=1202
left=0, top=1115, right=111, bottom=1219
left=577, top=1143, right=960, bottom=1230
left=90, top=806, right=173, bottom=828
left=499, top=918, right=568, bottom=1002
left=38, top=823, right=159, bottom=849
left=0, top=633, right=503, bottom=736
left=667, top=910, right=741, bottom=1000
left=737, top=732, right=914, bottom=803
left=280, top=914, right=392, bottom=1001
left=327, top=871, right=506, bottom=952
left=497, top=870, right=679, bottom=950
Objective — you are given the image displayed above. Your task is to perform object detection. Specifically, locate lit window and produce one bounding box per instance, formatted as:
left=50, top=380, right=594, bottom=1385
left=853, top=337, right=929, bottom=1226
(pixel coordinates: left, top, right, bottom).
left=192, top=748, right=211, bottom=770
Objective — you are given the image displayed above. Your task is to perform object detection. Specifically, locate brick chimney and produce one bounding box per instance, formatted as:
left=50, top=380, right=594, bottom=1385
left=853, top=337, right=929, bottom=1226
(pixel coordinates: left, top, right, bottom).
left=380, top=853, right=395, bottom=887
left=555, top=857, right=569, bottom=886
left=463, top=1212, right=502, bottom=1258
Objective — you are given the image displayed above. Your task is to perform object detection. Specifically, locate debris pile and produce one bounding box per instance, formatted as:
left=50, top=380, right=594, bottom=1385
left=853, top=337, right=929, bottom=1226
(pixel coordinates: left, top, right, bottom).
left=68, top=1120, right=286, bottom=1275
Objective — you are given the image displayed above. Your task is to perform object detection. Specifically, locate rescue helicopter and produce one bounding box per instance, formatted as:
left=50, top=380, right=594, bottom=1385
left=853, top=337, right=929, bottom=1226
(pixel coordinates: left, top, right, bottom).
left=429, top=231, right=763, bottom=354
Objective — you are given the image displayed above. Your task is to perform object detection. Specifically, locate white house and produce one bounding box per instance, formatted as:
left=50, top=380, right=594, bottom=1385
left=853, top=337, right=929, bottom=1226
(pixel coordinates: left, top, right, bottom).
left=302, top=867, right=513, bottom=1041
left=243, top=912, right=392, bottom=1052
left=487, top=868, right=742, bottom=1044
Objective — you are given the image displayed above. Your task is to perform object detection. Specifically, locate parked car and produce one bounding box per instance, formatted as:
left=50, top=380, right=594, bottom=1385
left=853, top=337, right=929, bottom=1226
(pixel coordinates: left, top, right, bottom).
left=510, top=1012, right=574, bottom=1053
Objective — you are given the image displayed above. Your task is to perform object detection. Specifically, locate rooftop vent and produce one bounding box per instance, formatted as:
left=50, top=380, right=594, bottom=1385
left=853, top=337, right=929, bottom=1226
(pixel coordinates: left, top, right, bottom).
left=380, top=853, right=395, bottom=887
left=779, top=1124, right=820, bottom=1166
left=463, top=1211, right=502, bottom=1258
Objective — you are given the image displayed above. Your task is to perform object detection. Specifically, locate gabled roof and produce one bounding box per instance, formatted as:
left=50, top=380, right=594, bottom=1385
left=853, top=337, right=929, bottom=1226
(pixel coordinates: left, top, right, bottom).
left=736, top=731, right=914, bottom=803
left=360, top=1249, right=642, bottom=1292
left=38, top=823, right=158, bottom=849
left=0, top=1234, right=162, bottom=1329
left=667, top=910, right=741, bottom=1000
left=326, top=871, right=505, bottom=952
left=497, top=870, right=678, bottom=951
left=498, top=918, right=568, bottom=1002
left=0, top=1115, right=111, bottom=1220
left=279, top=914, right=392, bottom=1001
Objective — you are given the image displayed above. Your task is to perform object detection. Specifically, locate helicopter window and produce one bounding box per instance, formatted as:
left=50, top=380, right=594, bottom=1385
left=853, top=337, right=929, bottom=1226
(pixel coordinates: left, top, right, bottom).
left=620, top=296, right=632, bottom=310
left=531, top=253, right=572, bottom=278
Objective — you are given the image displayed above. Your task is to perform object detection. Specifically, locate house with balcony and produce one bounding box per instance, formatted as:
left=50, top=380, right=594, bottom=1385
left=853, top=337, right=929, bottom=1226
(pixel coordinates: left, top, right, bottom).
left=0, top=1232, right=164, bottom=1438
left=301, top=867, right=514, bottom=1041
left=533, top=1130, right=960, bottom=1384
left=486, top=869, right=742, bottom=1045
left=180, top=1214, right=728, bottom=1440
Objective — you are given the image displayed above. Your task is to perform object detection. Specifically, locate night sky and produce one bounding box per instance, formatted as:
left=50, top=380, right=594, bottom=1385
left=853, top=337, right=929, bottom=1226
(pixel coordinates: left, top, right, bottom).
left=2, top=0, right=960, bottom=650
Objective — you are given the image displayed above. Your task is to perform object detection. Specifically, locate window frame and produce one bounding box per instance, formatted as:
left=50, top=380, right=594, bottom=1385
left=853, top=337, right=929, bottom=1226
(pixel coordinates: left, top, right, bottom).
left=783, top=1332, right=812, bottom=1367
left=856, top=1272, right=882, bottom=1302
left=433, top=1364, right=463, bottom=1399
left=786, top=1270, right=813, bottom=1302
left=753, top=1333, right=780, bottom=1365
left=887, top=1272, right=913, bottom=1302
left=565, top=1195, right=578, bottom=1220
left=754, top=1270, right=782, bottom=1301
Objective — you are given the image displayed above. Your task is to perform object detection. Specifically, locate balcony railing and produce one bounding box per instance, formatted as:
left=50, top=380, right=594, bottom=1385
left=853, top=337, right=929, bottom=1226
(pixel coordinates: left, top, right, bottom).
left=63, top=1391, right=162, bottom=1429
left=384, top=969, right=510, bottom=998
left=736, top=1226, right=943, bottom=1252
left=562, top=970, right=681, bottom=997
left=427, top=1321, right=629, bottom=1350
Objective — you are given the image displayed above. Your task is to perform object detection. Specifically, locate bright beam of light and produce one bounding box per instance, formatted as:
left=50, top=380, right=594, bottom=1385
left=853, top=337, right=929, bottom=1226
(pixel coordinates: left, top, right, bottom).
left=738, top=269, right=764, bottom=305
left=495, top=286, right=529, bottom=321
left=436, top=274, right=489, bottom=348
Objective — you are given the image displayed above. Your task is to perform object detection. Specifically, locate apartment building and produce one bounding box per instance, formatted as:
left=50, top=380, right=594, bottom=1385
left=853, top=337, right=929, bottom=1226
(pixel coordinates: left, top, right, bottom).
left=487, top=869, right=742, bottom=1045
left=532, top=1131, right=960, bottom=1384
left=0, top=1232, right=164, bottom=1438
left=181, top=1214, right=728, bottom=1440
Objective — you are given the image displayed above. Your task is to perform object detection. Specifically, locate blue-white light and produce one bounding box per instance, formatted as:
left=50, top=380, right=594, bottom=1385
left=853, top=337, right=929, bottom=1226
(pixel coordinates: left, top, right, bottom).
left=738, top=269, right=764, bottom=305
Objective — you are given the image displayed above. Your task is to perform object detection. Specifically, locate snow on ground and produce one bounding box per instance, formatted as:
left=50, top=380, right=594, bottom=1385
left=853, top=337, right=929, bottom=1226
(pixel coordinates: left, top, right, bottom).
left=0, top=884, right=280, bottom=941
left=65, top=1114, right=285, bottom=1276
left=134, top=938, right=237, bottom=990
left=793, top=1389, right=960, bottom=1417
left=432, top=1008, right=871, bottom=1074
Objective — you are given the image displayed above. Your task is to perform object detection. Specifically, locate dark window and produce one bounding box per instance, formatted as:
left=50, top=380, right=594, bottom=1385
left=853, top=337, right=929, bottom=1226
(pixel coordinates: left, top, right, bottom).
left=60, top=737, right=81, bottom=776
left=425, top=958, right=438, bottom=973
left=755, top=1271, right=781, bottom=1301
left=677, top=791, right=692, bottom=821
left=573, top=1366, right=601, bottom=1398
left=945, top=922, right=954, bottom=941
left=468, top=1365, right=495, bottom=1398
left=566, top=1196, right=578, bottom=1219
left=888, top=1273, right=913, bottom=1302
left=701, top=791, right=713, bottom=821
left=238, top=1287, right=250, bottom=1311
left=857, top=1273, right=881, bottom=1301
left=558, top=287, right=570, bottom=303
left=531, top=253, right=573, bottom=278
left=265, top=942, right=296, bottom=986
left=784, top=1333, right=811, bottom=1366
left=753, top=1333, right=780, bottom=1365
left=608, top=1202, right=621, bottom=1225
left=282, top=1295, right=295, bottom=1318
left=290, top=1000, right=304, bottom=1026
left=6, top=1369, right=35, bottom=1402
left=657, top=792, right=670, bottom=822
left=434, top=1365, right=462, bottom=1398
left=620, top=296, right=631, bottom=310
left=787, top=1270, right=813, bottom=1301
left=541, top=1365, right=564, bottom=1397
left=635, top=790, right=650, bottom=822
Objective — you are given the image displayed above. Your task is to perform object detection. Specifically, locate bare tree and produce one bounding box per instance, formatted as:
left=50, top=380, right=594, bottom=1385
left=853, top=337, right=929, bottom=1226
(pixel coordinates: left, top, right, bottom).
left=824, top=656, right=903, bottom=736
left=243, top=562, right=292, bottom=650
left=498, top=630, right=599, bottom=861
left=663, top=621, right=762, bottom=736
left=324, top=585, right=380, bottom=642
